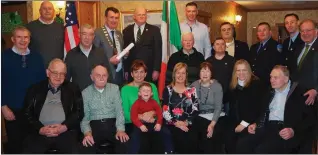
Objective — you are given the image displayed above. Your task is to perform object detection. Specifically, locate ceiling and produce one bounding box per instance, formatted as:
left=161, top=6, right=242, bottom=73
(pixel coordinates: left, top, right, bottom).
left=234, top=1, right=318, bottom=11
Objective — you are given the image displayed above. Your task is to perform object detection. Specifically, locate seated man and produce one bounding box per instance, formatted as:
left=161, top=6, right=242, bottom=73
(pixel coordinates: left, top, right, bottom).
left=23, top=58, right=84, bottom=153
left=236, top=65, right=316, bottom=154
left=80, top=65, right=129, bottom=153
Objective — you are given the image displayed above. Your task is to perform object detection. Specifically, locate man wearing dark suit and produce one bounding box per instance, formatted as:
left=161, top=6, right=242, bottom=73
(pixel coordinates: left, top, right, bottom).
left=123, top=7, right=162, bottom=83
left=23, top=59, right=84, bottom=153
left=94, top=7, right=124, bottom=86
left=249, top=22, right=281, bottom=86
left=215, top=22, right=249, bottom=61
left=290, top=19, right=318, bottom=153
left=281, top=13, right=303, bottom=71
left=236, top=65, right=316, bottom=154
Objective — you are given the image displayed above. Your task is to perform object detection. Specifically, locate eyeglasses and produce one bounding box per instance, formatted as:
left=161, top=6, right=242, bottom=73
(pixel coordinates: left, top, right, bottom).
left=94, top=74, right=107, bottom=80
left=21, top=55, right=26, bottom=68
left=300, top=29, right=315, bottom=33
left=48, top=69, right=66, bottom=78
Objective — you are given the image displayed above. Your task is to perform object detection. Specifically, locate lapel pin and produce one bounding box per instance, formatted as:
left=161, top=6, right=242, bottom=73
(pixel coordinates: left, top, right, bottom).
left=312, top=48, right=315, bottom=50
left=225, top=63, right=227, bottom=65
left=146, top=29, right=148, bottom=31
left=264, top=48, right=267, bottom=51
left=290, top=48, right=293, bottom=51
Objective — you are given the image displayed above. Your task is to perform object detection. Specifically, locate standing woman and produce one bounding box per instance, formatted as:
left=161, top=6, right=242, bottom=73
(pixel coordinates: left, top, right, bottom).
left=162, top=62, right=199, bottom=154
left=190, top=62, right=224, bottom=153
left=225, top=59, right=265, bottom=153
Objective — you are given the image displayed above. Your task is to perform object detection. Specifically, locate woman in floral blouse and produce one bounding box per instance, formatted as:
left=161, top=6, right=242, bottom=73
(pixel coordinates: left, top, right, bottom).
left=162, top=62, right=199, bottom=154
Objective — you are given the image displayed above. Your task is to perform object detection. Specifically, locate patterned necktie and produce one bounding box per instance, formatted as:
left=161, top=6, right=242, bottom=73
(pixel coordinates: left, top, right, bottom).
left=298, top=44, right=310, bottom=69
left=111, top=30, right=116, bottom=49
left=136, top=26, right=141, bottom=42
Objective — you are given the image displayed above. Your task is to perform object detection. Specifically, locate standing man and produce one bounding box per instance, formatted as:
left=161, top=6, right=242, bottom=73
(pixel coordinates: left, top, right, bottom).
left=180, top=2, right=211, bottom=59
left=206, top=37, right=235, bottom=114
left=249, top=22, right=281, bottom=86
left=218, top=22, right=249, bottom=61
left=290, top=19, right=318, bottom=153
left=1, top=26, right=46, bottom=153
left=281, top=13, right=303, bottom=71
left=94, top=7, right=124, bottom=86
left=65, top=24, right=112, bottom=91
left=123, top=7, right=162, bottom=83
left=23, top=59, right=83, bottom=153
left=26, top=1, right=64, bottom=68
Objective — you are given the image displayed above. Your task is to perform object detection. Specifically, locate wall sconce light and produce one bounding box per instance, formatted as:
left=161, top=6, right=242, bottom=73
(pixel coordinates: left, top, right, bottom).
left=56, top=1, right=66, bottom=17
left=235, top=15, right=242, bottom=25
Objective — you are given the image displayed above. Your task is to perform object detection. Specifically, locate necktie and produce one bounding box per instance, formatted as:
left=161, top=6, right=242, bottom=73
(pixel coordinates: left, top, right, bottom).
left=289, top=39, right=294, bottom=50
left=257, top=43, right=263, bottom=54
left=111, top=30, right=118, bottom=56
left=298, top=44, right=310, bottom=69
left=136, top=26, right=141, bottom=43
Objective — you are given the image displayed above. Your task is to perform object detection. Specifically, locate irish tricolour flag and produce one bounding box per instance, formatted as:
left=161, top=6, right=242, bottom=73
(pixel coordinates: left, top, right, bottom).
left=158, top=0, right=182, bottom=99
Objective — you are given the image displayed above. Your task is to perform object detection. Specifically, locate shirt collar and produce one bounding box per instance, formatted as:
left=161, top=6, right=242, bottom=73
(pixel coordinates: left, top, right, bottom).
left=226, top=39, right=235, bottom=46
left=183, top=48, right=194, bottom=55
left=48, top=83, right=61, bottom=94
left=39, top=17, right=54, bottom=25
left=261, top=37, right=271, bottom=46
left=290, top=31, right=299, bottom=42
left=134, top=23, right=146, bottom=30
left=12, top=46, right=30, bottom=55
left=185, top=19, right=198, bottom=27
left=275, top=80, right=291, bottom=94
left=306, top=37, right=317, bottom=46
left=238, top=79, right=245, bottom=86
left=79, top=44, right=92, bottom=54
left=105, top=25, right=115, bottom=33
left=93, top=84, right=106, bottom=93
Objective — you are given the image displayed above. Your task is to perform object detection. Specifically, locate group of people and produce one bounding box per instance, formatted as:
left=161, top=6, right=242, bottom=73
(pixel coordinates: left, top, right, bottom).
left=1, top=1, right=317, bottom=154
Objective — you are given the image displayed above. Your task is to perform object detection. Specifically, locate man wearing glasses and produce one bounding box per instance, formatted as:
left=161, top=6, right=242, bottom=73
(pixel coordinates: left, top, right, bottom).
left=1, top=26, right=46, bottom=153
left=65, top=24, right=112, bottom=91
left=290, top=19, right=318, bottom=153
left=23, top=58, right=84, bottom=153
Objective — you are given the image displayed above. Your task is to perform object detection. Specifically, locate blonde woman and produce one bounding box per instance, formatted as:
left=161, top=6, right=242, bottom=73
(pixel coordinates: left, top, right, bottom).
left=162, top=62, right=199, bottom=154
left=225, top=59, right=265, bottom=153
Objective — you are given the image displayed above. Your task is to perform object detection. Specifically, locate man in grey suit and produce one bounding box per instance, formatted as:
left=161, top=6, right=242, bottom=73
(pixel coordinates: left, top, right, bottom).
left=94, top=7, right=124, bottom=86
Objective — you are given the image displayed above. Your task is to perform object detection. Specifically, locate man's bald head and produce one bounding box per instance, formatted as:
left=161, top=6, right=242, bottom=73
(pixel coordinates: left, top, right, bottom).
left=91, top=65, right=109, bottom=89
left=48, top=58, right=66, bottom=73
left=39, top=1, right=55, bottom=22
left=181, top=32, right=194, bottom=51
left=133, top=7, right=147, bottom=26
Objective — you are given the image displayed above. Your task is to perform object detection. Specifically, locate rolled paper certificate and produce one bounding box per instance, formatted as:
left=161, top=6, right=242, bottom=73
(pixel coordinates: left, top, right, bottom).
left=116, top=43, right=134, bottom=60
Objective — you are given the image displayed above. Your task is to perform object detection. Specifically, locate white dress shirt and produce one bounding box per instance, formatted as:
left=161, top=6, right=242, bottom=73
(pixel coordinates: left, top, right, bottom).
left=134, top=23, right=145, bottom=42
left=269, top=81, right=291, bottom=121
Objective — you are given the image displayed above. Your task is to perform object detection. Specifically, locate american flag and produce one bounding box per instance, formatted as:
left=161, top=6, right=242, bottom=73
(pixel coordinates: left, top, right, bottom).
left=64, top=1, right=80, bottom=58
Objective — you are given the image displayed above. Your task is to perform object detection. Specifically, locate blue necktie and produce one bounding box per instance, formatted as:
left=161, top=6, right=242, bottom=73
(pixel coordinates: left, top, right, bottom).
left=257, top=43, right=263, bottom=54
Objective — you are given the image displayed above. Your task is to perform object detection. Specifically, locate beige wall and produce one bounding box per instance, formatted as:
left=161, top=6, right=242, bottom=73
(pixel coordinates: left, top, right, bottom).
left=196, top=1, right=248, bottom=42
left=28, top=1, right=66, bottom=22
left=100, top=1, right=190, bottom=30
left=247, top=10, right=318, bottom=46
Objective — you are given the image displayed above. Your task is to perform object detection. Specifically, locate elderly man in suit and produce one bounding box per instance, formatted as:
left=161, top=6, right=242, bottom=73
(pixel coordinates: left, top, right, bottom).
left=236, top=65, right=316, bottom=154
left=123, top=7, right=162, bottom=83
left=290, top=19, right=318, bottom=153
left=94, top=7, right=124, bottom=86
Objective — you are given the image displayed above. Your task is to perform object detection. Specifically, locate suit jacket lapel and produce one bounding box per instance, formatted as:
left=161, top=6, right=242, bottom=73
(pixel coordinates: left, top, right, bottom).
left=131, top=24, right=136, bottom=43
left=286, top=82, right=298, bottom=100
left=101, top=26, right=116, bottom=49
left=138, top=23, right=148, bottom=44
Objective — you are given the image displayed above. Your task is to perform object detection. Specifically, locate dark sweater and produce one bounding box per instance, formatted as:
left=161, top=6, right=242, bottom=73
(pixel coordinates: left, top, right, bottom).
left=206, top=53, right=235, bottom=103
left=26, top=20, right=64, bottom=68
left=65, top=45, right=113, bottom=91
left=1, top=48, right=46, bottom=109
left=228, top=79, right=265, bottom=125
left=166, top=48, right=205, bottom=85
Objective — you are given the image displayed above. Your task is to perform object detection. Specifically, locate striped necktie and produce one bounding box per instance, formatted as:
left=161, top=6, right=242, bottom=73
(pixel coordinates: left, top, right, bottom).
left=298, top=44, right=310, bottom=69
left=136, top=26, right=141, bottom=42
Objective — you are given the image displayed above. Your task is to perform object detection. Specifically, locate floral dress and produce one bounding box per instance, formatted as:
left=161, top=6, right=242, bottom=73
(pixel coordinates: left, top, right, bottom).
left=162, top=85, right=199, bottom=125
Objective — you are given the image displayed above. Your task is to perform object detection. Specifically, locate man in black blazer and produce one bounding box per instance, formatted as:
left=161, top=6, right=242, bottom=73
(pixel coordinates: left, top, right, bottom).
left=281, top=13, right=303, bottom=71
left=236, top=65, right=316, bottom=153
left=290, top=19, right=318, bottom=153
left=123, top=7, right=162, bottom=83
left=216, top=22, right=250, bottom=61
left=23, top=59, right=84, bottom=153
left=249, top=22, right=282, bottom=86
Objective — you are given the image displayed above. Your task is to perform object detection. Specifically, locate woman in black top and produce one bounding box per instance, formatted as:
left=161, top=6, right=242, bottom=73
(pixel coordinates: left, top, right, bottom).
left=162, top=62, right=199, bottom=154
left=225, top=59, right=265, bottom=153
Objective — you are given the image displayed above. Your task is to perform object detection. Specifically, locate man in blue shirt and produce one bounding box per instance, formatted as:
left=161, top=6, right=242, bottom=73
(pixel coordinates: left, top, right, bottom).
left=1, top=26, right=46, bottom=153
